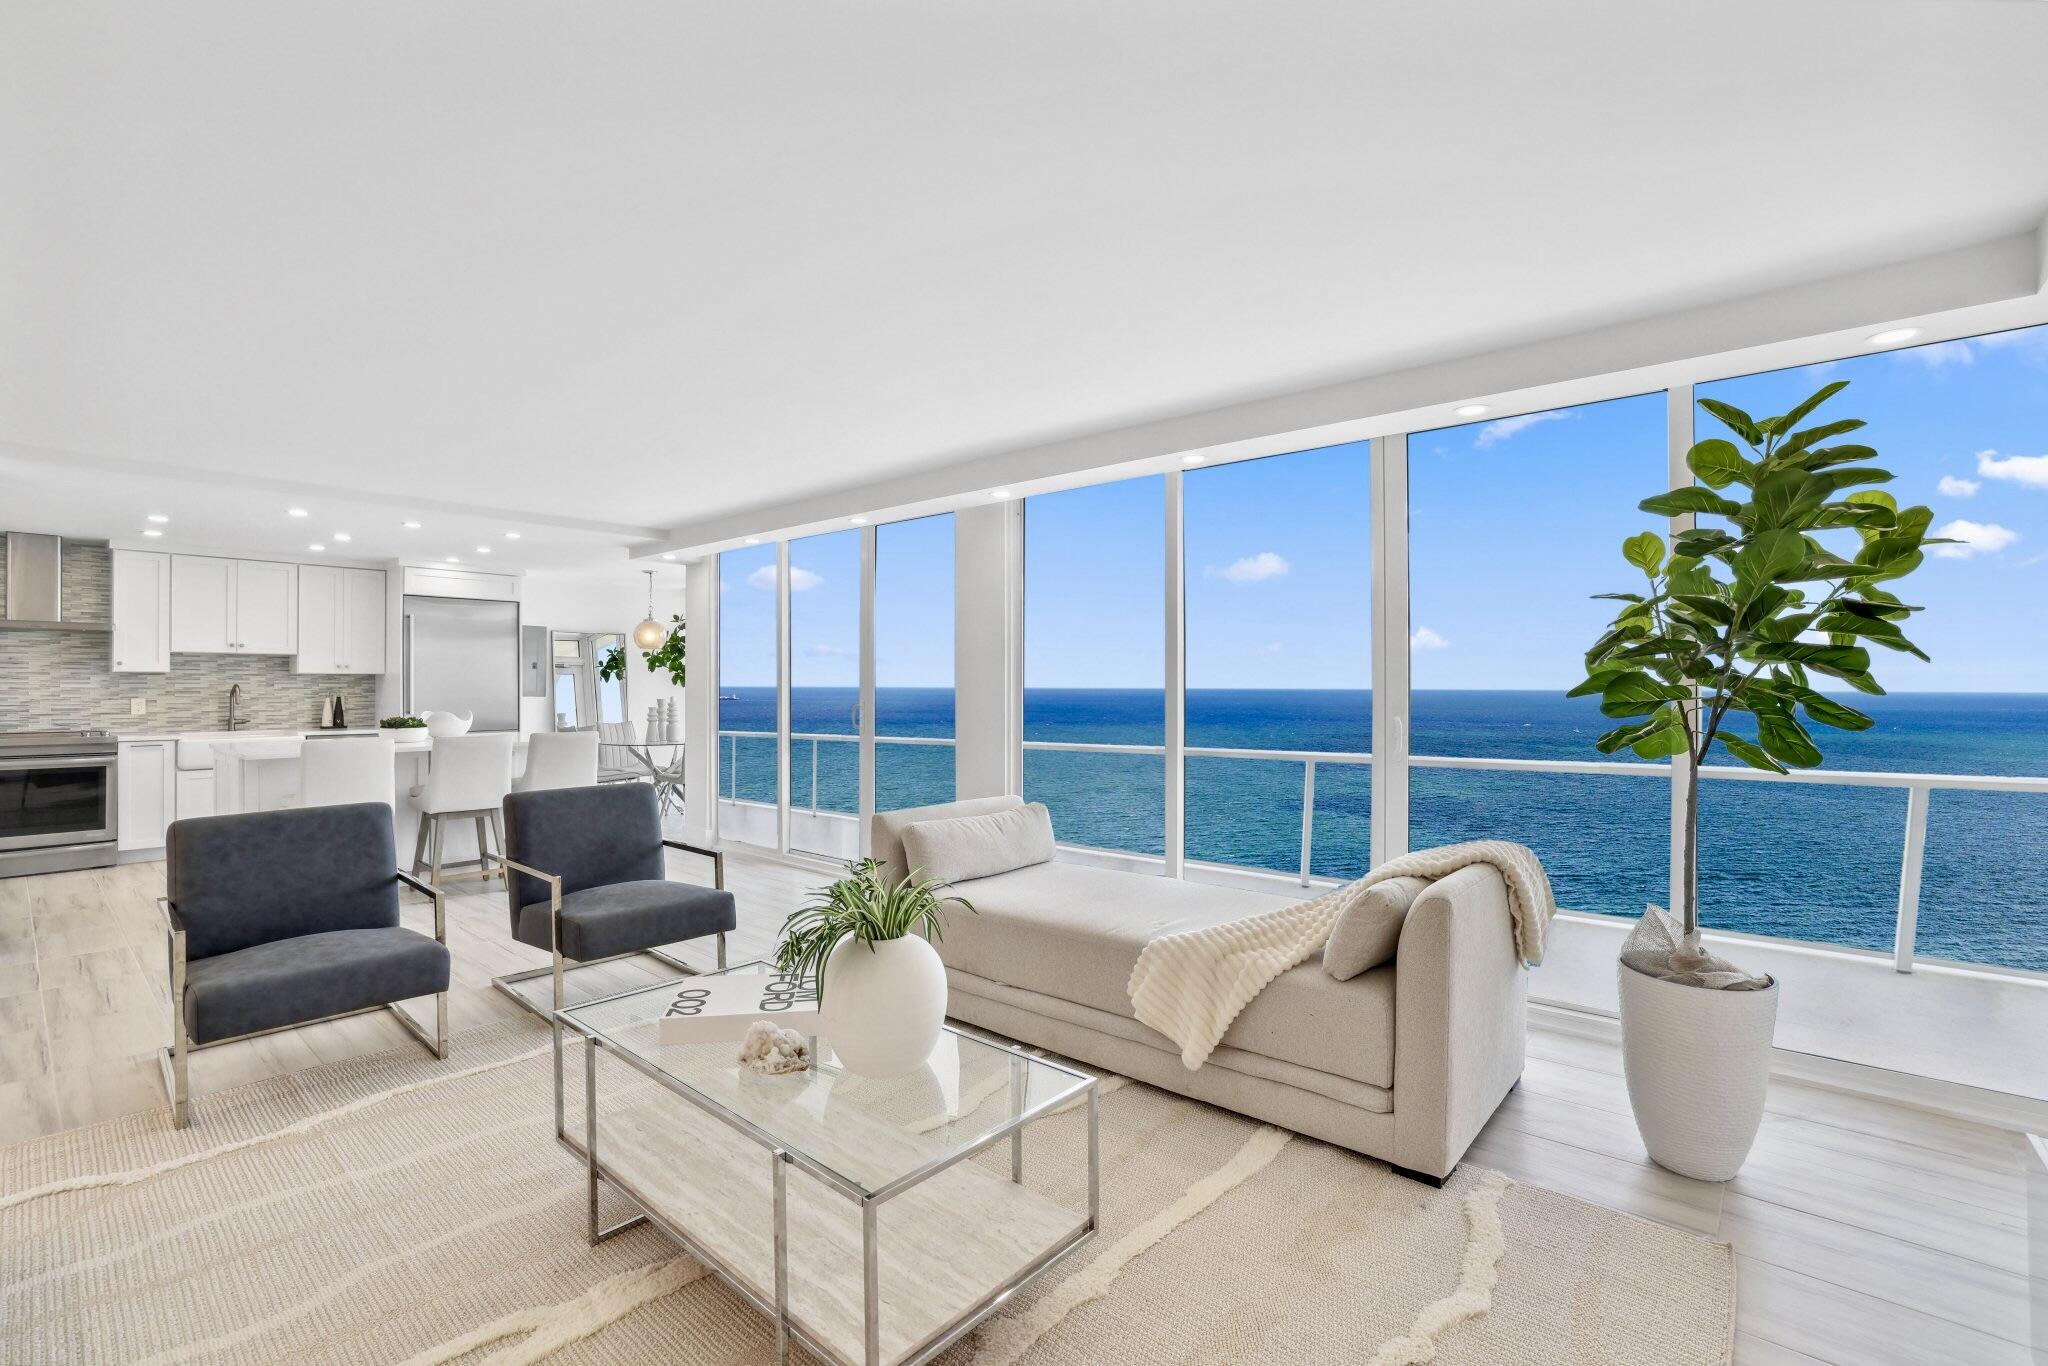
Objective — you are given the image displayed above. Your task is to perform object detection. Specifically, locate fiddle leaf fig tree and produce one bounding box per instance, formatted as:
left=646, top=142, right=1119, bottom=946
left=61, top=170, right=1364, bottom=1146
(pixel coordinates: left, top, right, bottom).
left=1573, top=380, right=1943, bottom=956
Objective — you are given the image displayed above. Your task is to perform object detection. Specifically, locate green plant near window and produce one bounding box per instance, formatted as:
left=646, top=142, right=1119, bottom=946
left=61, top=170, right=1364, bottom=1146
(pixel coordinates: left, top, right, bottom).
left=774, top=859, right=974, bottom=1002
left=599, top=616, right=686, bottom=687
left=1573, top=380, right=1943, bottom=963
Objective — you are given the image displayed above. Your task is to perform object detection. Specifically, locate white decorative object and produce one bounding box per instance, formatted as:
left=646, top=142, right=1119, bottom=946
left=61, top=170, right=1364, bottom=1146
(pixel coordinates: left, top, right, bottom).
left=655, top=972, right=817, bottom=1045
left=1619, top=959, right=1779, bottom=1181
left=666, top=698, right=682, bottom=743
left=647, top=705, right=661, bottom=743
left=821, top=934, right=948, bottom=1078
left=737, top=1021, right=812, bottom=1075
left=420, top=709, right=473, bottom=738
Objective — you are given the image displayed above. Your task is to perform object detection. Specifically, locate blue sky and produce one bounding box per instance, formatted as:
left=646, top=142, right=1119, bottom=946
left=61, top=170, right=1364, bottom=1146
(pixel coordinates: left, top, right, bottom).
left=724, top=321, right=2048, bottom=695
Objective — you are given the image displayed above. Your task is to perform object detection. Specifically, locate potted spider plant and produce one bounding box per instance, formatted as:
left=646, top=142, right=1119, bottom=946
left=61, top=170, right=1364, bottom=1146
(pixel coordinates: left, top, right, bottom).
left=775, top=859, right=974, bottom=1078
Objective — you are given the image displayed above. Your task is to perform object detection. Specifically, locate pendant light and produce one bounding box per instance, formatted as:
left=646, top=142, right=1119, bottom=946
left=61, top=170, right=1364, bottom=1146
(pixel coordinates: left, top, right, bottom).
left=632, top=570, right=666, bottom=650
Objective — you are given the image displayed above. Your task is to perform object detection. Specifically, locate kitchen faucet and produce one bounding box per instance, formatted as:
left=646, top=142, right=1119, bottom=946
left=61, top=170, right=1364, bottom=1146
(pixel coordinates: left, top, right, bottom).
left=227, top=683, right=248, bottom=731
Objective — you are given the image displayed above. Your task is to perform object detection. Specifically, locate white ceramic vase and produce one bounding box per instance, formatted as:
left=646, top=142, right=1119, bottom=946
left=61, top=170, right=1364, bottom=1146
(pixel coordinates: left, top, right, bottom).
left=820, top=934, right=947, bottom=1078
left=421, top=709, right=473, bottom=738
left=1618, top=960, right=1780, bottom=1181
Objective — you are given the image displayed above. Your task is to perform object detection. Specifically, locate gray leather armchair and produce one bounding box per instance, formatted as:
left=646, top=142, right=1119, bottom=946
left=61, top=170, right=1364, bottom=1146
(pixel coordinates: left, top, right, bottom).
left=488, top=783, right=735, bottom=1021
left=160, top=803, right=450, bottom=1128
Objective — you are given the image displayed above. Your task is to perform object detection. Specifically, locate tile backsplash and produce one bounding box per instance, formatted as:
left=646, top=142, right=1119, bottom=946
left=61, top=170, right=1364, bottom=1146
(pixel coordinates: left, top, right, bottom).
left=0, top=540, right=377, bottom=734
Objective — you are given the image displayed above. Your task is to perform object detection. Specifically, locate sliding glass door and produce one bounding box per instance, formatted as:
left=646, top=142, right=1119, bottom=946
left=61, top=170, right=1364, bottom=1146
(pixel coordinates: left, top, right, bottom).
left=788, top=530, right=862, bottom=860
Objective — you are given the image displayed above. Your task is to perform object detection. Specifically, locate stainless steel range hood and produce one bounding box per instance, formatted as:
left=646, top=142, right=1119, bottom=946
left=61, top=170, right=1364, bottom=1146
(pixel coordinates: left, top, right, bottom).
left=1, top=532, right=112, bottom=633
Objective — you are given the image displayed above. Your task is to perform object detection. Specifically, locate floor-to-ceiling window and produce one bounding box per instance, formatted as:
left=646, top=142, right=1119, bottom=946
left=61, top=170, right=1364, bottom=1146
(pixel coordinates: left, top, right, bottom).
left=875, top=514, right=956, bottom=811
left=1183, top=441, right=1371, bottom=880
left=718, top=542, right=781, bottom=848
left=1695, top=323, right=2048, bottom=969
left=1407, top=393, right=1672, bottom=917
left=1023, top=477, right=1166, bottom=854
left=787, top=529, right=861, bottom=859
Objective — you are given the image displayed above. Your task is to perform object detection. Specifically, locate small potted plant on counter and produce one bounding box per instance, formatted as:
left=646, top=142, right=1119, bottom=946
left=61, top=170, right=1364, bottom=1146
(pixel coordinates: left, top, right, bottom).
left=774, top=859, right=972, bottom=1078
left=378, top=715, right=426, bottom=730
left=1574, top=379, right=1941, bottom=1181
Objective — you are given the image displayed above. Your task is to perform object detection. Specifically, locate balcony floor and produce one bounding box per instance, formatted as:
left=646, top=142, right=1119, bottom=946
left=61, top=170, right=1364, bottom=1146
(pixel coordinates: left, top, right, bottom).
left=1535, top=912, right=2048, bottom=1106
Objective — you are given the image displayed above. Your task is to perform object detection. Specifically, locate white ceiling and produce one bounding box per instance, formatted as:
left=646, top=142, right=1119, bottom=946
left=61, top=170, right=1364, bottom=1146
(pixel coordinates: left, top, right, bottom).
left=4, top=0, right=2046, bottom=565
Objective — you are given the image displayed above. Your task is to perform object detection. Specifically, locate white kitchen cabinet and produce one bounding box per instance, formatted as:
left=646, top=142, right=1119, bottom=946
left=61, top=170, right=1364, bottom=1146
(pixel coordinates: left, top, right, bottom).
left=174, top=769, right=215, bottom=821
left=171, top=555, right=299, bottom=655
left=110, top=548, right=172, bottom=673
left=402, top=566, right=517, bottom=601
left=296, top=566, right=387, bottom=674
left=116, top=741, right=176, bottom=851
left=170, top=555, right=234, bottom=652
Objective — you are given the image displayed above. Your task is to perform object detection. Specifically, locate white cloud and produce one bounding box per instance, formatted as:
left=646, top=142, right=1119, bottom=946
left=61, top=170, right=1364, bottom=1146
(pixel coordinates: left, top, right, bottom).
left=746, top=564, right=823, bottom=591
left=1930, top=519, right=2019, bottom=559
left=1936, top=475, right=1979, bottom=498
left=1895, top=340, right=1974, bottom=369
left=1214, top=551, right=1290, bottom=583
left=1976, top=449, right=2048, bottom=490
left=1473, top=410, right=1571, bottom=448
left=1411, top=626, right=1449, bottom=651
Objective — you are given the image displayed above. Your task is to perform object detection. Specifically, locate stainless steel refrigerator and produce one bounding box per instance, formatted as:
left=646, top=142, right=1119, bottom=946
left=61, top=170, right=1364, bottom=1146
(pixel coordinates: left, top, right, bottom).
left=402, top=596, right=522, bottom=731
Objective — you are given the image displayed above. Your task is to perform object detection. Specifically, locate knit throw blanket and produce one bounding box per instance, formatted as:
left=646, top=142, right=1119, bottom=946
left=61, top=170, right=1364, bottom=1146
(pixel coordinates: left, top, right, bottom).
left=1127, top=840, right=1557, bottom=1069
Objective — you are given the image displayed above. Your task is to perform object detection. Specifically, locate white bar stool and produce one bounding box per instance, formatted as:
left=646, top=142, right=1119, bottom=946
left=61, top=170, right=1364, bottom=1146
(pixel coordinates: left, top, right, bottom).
left=514, top=731, right=600, bottom=792
left=301, top=733, right=397, bottom=808
left=408, top=732, right=515, bottom=886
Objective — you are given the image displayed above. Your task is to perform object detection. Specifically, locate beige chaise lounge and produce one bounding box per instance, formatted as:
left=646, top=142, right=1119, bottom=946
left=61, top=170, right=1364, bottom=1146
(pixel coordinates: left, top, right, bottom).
left=874, top=797, right=1528, bottom=1183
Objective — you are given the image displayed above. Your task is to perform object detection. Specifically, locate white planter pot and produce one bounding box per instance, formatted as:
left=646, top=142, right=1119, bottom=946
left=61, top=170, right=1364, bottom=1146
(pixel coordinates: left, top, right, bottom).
left=1618, top=960, right=1779, bottom=1182
left=820, top=935, right=947, bottom=1078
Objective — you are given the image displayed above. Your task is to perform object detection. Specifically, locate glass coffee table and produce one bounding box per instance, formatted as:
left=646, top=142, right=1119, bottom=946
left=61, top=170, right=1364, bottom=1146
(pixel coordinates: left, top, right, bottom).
left=556, top=961, right=1100, bottom=1366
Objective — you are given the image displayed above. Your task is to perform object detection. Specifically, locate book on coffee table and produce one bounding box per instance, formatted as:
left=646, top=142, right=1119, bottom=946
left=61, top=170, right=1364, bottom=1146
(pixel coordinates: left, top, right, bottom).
left=654, top=970, right=819, bottom=1044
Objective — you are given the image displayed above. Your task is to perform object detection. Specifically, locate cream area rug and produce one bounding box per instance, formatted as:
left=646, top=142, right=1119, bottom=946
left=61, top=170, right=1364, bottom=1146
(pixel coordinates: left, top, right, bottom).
left=1, top=1020, right=1734, bottom=1364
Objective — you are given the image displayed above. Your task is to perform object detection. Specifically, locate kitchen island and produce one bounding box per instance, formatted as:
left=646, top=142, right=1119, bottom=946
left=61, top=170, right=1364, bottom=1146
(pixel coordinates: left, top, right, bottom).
left=210, top=730, right=528, bottom=873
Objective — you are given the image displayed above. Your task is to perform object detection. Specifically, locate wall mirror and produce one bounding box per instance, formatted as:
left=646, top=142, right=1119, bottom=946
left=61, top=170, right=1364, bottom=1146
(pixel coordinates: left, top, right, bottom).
left=551, top=631, right=627, bottom=731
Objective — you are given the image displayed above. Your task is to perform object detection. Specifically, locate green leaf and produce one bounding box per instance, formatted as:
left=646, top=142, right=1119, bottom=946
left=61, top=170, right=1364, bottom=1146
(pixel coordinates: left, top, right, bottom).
left=1672, top=527, right=1737, bottom=559
left=1567, top=668, right=1631, bottom=699
left=1748, top=640, right=1872, bottom=674
left=1622, top=531, right=1665, bottom=576
left=1717, top=734, right=1788, bottom=774
left=1697, top=397, right=1763, bottom=447
left=1630, top=709, right=1690, bottom=760
left=1756, top=710, right=1823, bottom=768
left=1732, top=529, right=1807, bottom=590
left=1686, top=439, right=1756, bottom=489
left=1595, top=718, right=1662, bottom=754
left=1798, top=443, right=1879, bottom=472
left=1640, top=488, right=1743, bottom=519
left=1775, top=380, right=1850, bottom=434
left=1673, top=593, right=1734, bottom=624
left=1748, top=469, right=1830, bottom=527
left=1601, top=673, right=1686, bottom=718
left=1778, top=417, right=1867, bottom=457
left=1798, top=693, right=1874, bottom=731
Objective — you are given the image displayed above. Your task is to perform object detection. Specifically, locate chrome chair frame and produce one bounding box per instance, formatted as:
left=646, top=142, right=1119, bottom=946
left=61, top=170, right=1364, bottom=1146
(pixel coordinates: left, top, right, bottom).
left=488, top=837, right=727, bottom=1019
left=158, top=869, right=449, bottom=1129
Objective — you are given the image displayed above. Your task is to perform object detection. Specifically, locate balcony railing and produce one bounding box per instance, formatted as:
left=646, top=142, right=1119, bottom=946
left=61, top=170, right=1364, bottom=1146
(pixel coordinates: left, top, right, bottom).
left=718, top=730, right=2048, bottom=975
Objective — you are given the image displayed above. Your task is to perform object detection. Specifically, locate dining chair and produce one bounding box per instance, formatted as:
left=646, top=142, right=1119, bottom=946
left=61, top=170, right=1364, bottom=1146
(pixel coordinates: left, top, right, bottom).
left=515, top=731, right=600, bottom=792
left=408, top=732, right=515, bottom=885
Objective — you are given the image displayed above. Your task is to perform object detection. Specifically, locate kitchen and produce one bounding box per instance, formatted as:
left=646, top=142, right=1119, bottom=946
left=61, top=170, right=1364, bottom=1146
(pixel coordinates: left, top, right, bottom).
left=0, top=528, right=683, bottom=879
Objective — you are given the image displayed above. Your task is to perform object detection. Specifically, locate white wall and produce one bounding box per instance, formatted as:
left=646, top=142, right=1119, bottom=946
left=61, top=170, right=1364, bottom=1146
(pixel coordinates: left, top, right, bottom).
left=518, top=567, right=689, bottom=737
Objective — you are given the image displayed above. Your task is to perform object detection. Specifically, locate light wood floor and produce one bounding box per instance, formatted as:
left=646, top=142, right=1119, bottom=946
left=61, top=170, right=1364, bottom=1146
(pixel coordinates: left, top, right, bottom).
left=0, top=851, right=2036, bottom=1365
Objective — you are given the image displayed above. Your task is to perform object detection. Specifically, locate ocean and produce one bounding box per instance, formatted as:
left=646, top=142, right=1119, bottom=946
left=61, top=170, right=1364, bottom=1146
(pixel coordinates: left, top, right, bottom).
left=717, top=687, right=2048, bottom=972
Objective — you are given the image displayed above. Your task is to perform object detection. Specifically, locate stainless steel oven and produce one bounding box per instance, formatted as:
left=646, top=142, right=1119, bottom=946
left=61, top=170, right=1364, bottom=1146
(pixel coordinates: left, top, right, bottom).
left=0, top=730, right=119, bottom=877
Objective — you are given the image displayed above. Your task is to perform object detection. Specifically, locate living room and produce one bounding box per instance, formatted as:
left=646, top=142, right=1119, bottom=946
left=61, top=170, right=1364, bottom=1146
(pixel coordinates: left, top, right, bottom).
left=4, top=2, right=2046, bottom=1362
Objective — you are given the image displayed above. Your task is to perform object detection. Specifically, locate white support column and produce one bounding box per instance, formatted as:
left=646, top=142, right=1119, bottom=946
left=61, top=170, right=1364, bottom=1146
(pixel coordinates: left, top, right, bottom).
left=858, top=526, right=877, bottom=856
left=681, top=557, right=720, bottom=849
left=1164, top=470, right=1186, bottom=879
left=1894, top=784, right=1930, bottom=973
left=953, top=500, right=1025, bottom=799
left=1667, top=384, right=1697, bottom=915
left=775, top=539, right=792, bottom=856
left=1369, top=433, right=1410, bottom=868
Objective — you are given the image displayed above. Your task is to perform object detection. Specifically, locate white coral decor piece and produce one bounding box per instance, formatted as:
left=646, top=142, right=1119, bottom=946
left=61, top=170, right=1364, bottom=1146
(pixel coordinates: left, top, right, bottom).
left=737, top=1021, right=811, bottom=1075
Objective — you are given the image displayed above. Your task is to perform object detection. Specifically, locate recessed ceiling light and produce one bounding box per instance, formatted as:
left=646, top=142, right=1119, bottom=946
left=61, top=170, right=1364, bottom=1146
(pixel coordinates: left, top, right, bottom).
left=401, top=520, right=421, bottom=530
left=308, top=543, right=325, bottom=552
left=744, top=537, right=761, bottom=546
left=1866, top=327, right=1921, bottom=347
left=142, top=529, right=163, bottom=538
left=660, top=553, right=676, bottom=561
left=1181, top=454, right=1206, bottom=466
left=146, top=513, right=169, bottom=524
left=850, top=516, right=868, bottom=526
left=990, top=488, right=1011, bottom=500
left=445, top=556, right=460, bottom=563
left=503, top=531, right=521, bottom=540
left=475, top=546, right=491, bottom=554
left=1455, top=403, right=1490, bottom=418
left=287, top=507, right=309, bottom=518
left=332, top=532, right=351, bottom=542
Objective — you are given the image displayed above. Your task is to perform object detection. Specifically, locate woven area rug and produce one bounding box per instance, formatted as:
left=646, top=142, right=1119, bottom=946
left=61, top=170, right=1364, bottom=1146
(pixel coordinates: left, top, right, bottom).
left=1, top=1020, right=1734, bottom=1364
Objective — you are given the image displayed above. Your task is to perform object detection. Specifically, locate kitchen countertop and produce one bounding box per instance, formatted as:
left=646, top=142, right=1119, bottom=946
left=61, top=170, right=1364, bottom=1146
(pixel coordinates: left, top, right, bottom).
left=117, top=728, right=388, bottom=743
